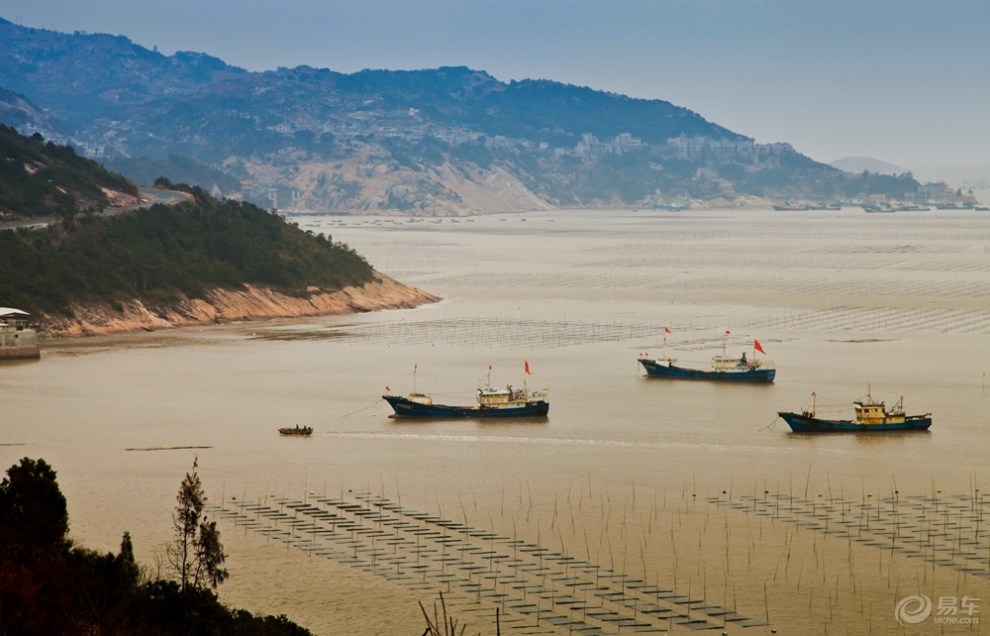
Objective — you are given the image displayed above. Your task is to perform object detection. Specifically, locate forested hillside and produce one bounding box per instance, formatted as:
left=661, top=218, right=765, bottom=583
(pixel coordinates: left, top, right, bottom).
left=0, top=184, right=374, bottom=315
left=0, top=127, right=375, bottom=318
left=0, top=123, right=136, bottom=220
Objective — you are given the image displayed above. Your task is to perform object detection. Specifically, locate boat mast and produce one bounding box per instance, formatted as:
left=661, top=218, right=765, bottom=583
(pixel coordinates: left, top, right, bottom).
left=413, top=363, right=417, bottom=394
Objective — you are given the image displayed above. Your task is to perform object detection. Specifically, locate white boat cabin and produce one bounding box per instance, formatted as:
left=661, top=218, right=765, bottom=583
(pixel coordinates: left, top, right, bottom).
left=711, top=352, right=769, bottom=372
left=476, top=385, right=547, bottom=408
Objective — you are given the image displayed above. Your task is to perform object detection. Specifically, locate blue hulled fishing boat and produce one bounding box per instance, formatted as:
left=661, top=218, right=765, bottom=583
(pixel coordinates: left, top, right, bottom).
left=778, top=390, right=932, bottom=432
left=383, top=362, right=549, bottom=418
left=638, top=331, right=775, bottom=383
left=382, top=385, right=549, bottom=418
left=638, top=354, right=775, bottom=383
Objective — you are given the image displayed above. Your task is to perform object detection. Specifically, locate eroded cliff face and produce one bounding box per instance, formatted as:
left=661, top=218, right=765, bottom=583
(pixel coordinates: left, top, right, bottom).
left=237, top=151, right=554, bottom=216
left=38, top=273, right=440, bottom=337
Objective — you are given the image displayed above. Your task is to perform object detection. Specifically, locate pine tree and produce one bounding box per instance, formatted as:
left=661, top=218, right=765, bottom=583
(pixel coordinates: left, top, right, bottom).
left=166, top=457, right=227, bottom=591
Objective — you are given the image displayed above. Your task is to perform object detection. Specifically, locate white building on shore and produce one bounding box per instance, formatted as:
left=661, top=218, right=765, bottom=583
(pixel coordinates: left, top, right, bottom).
left=0, top=307, right=40, bottom=360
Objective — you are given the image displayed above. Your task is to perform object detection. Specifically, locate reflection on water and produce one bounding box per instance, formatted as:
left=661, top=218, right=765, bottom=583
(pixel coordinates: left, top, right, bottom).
left=3, top=208, right=989, bottom=635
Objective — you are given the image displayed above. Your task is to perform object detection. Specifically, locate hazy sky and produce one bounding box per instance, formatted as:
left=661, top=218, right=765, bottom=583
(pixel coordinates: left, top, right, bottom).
left=6, top=0, right=989, bottom=183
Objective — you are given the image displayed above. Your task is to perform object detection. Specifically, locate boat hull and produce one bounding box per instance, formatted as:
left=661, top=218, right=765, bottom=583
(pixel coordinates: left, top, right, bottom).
left=278, top=427, right=313, bottom=436
left=639, top=358, right=775, bottom=383
left=778, top=411, right=932, bottom=432
left=383, top=394, right=549, bottom=418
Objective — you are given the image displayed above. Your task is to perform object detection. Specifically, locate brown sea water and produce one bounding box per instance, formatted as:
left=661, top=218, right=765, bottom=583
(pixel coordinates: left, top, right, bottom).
left=3, top=207, right=989, bottom=634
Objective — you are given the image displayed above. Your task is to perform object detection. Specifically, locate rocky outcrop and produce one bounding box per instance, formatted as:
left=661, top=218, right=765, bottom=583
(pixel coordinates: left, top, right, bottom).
left=38, top=272, right=440, bottom=337
left=99, top=186, right=140, bottom=208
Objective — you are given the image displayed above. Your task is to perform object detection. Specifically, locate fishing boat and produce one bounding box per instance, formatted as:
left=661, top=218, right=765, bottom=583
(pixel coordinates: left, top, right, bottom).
left=772, top=202, right=811, bottom=211
left=778, top=390, right=932, bottom=432
left=382, top=362, right=549, bottom=418
left=638, top=332, right=775, bottom=383
left=862, top=202, right=894, bottom=213
left=278, top=425, right=313, bottom=436
left=935, top=202, right=974, bottom=210
left=639, top=353, right=775, bottom=383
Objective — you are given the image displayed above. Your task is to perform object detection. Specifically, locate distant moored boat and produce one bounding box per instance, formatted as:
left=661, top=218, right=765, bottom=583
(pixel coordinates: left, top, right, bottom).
left=278, top=425, right=313, bottom=436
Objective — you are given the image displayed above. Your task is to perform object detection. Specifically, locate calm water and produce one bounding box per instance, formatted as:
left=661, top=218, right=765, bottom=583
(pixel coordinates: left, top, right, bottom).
left=3, top=207, right=989, bottom=635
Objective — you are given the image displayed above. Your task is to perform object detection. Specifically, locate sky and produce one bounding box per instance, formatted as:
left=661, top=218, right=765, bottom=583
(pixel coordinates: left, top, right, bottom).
left=6, top=0, right=989, bottom=185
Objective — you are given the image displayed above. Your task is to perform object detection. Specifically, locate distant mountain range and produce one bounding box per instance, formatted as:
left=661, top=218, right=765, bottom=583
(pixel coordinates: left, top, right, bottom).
left=0, top=17, right=922, bottom=214
left=829, top=157, right=905, bottom=176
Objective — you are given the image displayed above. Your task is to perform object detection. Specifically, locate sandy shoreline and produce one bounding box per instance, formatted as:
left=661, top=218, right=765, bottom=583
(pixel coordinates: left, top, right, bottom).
left=36, top=271, right=440, bottom=337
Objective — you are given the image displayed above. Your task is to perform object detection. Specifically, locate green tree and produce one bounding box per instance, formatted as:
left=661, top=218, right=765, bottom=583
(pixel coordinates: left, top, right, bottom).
left=166, top=457, right=228, bottom=591
left=0, top=457, right=68, bottom=551
left=0, top=457, right=306, bottom=634
left=117, top=530, right=141, bottom=590
left=195, top=517, right=228, bottom=589
left=0, top=457, right=71, bottom=634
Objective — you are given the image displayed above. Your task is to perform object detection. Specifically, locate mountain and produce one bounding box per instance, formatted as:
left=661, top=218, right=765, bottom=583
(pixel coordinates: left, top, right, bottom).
left=0, top=87, right=61, bottom=139
left=830, top=156, right=905, bottom=176
left=0, top=17, right=244, bottom=128
left=99, top=154, right=243, bottom=199
left=0, top=17, right=922, bottom=213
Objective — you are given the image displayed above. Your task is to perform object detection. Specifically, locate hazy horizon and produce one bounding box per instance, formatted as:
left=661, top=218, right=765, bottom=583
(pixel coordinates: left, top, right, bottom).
left=5, top=1, right=989, bottom=187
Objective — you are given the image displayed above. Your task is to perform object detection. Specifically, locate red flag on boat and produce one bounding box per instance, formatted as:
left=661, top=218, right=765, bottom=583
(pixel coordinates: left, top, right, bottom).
left=725, top=329, right=731, bottom=335
left=664, top=326, right=671, bottom=334
left=753, top=339, right=765, bottom=354
left=385, top=385, right=391, bottom=392
left=524, top=360, right=532, bottom=375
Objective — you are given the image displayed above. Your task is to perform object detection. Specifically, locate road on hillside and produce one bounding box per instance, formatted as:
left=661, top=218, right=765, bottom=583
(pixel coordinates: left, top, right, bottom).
left=0, top=187, right=191, bottom=231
